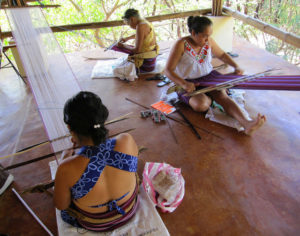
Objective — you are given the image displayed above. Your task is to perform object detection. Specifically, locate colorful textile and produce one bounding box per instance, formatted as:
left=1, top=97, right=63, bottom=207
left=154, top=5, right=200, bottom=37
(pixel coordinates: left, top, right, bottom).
left=111, top=21, right=158, bottom=73
left=184, top=41, right=209, bottom=64
left=61, top=138, right=139, bottom=232
left=112, top=45, right=157, bottom=73
left=175, top=40, right=213, bottom=79
left=61, top=184, right=139, bottom=232
left=192, top=71, right=300, bottom=91
left=177, top=70, right=300, bottom=104
left=71, top=138, right=138, bottom=200
left=177, top=70, right=219, bottom=104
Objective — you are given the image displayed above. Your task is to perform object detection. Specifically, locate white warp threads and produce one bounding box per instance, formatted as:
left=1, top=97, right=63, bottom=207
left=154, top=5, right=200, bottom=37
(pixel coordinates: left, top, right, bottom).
left=6, top=8, right=81, bottom=152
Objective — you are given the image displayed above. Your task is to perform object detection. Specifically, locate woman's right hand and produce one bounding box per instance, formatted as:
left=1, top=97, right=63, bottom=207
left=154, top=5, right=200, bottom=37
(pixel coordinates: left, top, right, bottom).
left=182, top=81, right=196, bottom=93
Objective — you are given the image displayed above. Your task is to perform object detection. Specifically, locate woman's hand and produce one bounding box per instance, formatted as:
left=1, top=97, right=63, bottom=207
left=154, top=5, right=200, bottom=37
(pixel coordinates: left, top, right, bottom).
left=117, top=41, right=124, bottom=48
left=119, top=37, right=128, bottom=43
left=60, top=147, right=75, bottom=160
left=182, top=81, right=196, bottom=93
left=59, top=139, right=76, bottom=162
left=234, top=67, right=244, bottom=75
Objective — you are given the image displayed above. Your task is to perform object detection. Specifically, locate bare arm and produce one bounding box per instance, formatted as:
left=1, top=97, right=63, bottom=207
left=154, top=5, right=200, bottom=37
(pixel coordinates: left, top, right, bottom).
left=210, top=38, right=244, bottom=75
left=54, top=162, right=72, bottom=210
left=165, top=39, right=196, bottom=93
left=119, top=24, right=146, bottom=54
left=114, top=133, right=138, bottom=157
left=120, top=34, right=136, bottom=43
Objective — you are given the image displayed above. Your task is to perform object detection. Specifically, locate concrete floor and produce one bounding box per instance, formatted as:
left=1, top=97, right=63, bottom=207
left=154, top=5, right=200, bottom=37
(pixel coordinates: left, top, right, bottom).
left=0, top=37, right=300, bottom=236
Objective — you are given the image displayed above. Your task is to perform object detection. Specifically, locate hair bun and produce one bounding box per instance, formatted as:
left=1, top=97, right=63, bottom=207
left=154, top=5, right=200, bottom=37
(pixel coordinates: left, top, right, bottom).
left=187, top=16, right=194, bottom=28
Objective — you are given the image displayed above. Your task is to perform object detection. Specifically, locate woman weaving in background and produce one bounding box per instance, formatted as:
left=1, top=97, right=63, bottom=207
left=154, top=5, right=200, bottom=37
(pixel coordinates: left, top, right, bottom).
left=165, top=16, right=266, bottom=135
left=111, top=8, right=159, bottom=73
left=54, top=91, right=139, bottom=231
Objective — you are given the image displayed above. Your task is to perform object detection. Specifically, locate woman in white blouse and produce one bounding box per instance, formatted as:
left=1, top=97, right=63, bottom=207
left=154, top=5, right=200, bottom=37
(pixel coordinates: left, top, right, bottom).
left=165, top=16, right=266, bottom=135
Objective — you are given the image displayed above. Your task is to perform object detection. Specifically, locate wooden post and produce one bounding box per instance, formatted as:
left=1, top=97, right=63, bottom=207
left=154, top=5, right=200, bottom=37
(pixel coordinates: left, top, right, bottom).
left=212, top=0, right=223, bottom=16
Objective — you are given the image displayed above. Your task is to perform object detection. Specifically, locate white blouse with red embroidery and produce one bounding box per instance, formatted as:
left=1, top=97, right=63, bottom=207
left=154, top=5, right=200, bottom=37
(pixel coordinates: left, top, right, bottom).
left=174, top=40, right=213, bottom=79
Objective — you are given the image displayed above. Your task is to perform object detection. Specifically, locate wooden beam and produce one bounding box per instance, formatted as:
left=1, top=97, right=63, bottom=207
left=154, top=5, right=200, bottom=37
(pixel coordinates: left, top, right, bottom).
left=1, top=5, right=60, bottom=9
left=223, top=7, right=300, bottom=48
left=1, top=8, right=211, bottom=38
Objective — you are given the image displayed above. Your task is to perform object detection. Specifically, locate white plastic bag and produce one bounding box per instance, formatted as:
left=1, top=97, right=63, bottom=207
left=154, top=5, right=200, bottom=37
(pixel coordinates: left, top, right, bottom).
left=143, top=162, right=185, bottom=213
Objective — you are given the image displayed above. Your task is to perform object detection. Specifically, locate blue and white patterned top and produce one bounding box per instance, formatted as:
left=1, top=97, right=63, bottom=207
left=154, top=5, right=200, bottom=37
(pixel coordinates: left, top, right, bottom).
left=71, top=138, right=138, bottom=200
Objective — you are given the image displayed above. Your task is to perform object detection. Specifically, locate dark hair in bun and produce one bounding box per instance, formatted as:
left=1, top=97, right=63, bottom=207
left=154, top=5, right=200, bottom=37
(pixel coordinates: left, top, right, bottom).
left=64, top=91, right=109, bottom=145
left=187, top=16, right=212, bottom=34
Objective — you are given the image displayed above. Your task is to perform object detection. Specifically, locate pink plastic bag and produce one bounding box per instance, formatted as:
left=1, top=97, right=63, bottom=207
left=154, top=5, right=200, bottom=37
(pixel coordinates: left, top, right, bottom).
left=142, top=162, right=185, bottom=213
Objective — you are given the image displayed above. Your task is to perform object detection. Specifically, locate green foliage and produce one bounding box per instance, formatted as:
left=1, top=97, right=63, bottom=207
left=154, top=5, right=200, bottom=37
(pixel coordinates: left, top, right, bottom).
left=0, top=0, right=298, bottom=64
left=229, top=0, right=299, bottom=64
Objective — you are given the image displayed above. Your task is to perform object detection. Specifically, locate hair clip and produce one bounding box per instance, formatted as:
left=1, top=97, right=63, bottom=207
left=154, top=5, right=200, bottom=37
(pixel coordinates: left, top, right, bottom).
left=93, top=124, right=101, bottom=129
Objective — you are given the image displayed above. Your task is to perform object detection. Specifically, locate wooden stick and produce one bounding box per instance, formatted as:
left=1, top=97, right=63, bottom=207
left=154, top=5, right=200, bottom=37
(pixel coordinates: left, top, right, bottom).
left=23, top=143, right=147, bottom=195
left=1, top=4, right=60, bottom=8
left=1, top=113, right=132, bottom=160
left=4, top=128, right=135, bottom=170
left=170, top=101, right=201, bottom=140
left=12, top=188, right=54, bottom=236
left=125, top=97, right=224, bottom=140
left=5, top=151, right=58, bottom=170
left=187, top=68, right=277, bottom=97
left=125, top=97, right=149, bottom=109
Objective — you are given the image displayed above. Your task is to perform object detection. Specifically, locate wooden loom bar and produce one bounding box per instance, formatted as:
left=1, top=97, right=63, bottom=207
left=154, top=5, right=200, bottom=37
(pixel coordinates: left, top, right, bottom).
left=1, top=8, right=212, bottom=38
left=1, top=5, right=61, bottom=9
left=223, top=6, right=300, bottom=48
left=2, top=7, right=298, bottom=49
left=4, top=128, right=136, bottom=170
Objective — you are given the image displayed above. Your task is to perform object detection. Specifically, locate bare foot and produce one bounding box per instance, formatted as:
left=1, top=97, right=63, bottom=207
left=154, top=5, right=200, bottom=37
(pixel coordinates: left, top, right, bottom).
left=244, top=113, right=266, bottom=135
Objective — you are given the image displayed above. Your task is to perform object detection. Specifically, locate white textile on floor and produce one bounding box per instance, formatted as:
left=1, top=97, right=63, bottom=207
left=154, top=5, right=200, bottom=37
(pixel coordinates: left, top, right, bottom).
left=205, top=90, right=251, bottom=131
left=91, top=53, right=169, bottom=81
left=49, top=160, right=170, bottom=236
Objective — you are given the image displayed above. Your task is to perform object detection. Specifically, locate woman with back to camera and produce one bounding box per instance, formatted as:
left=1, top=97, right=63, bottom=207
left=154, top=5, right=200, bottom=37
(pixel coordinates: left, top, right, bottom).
left=54, top=91, right=139, bottom=231
left=165, top=16, right=266, bottom=135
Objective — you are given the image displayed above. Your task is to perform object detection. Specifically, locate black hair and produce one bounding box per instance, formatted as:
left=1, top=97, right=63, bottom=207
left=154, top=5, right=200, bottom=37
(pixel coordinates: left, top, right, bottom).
left=187, top=16, right=213, bottom=34
left=64, top=91, right=109, bottom=146
left=122, top=8, right=140, bottom=20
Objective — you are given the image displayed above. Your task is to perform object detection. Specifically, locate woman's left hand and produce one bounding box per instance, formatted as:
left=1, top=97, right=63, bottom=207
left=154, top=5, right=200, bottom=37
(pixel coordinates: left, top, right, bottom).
left=234, top=67, right=244, bottom=75
left=59, top=140, right=76, bottom=162
left=117, top=41, right=124, bottom=48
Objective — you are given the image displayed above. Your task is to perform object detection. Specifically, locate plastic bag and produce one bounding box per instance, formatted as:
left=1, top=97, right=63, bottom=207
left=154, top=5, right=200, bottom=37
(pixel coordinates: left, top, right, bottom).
left=143, top=162, right=185, bottom=213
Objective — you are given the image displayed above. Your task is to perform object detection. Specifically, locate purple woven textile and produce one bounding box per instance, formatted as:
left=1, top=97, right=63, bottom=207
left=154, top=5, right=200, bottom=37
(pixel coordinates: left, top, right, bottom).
left=177, top=70, right=300, bottom=104
left=111, top=45, right=156, bottom=73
